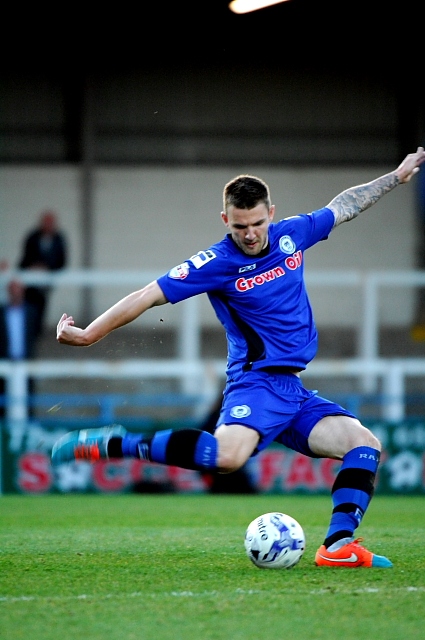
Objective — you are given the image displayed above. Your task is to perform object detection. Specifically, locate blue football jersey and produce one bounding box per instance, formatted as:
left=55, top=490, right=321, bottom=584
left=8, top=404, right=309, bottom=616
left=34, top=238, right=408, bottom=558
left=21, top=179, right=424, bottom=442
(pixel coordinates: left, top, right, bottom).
left=157, top=207, right=335, bottom=375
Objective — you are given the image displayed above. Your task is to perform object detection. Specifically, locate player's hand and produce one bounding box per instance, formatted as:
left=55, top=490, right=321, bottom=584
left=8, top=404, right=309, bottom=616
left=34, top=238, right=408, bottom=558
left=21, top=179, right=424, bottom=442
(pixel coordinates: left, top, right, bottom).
left=395, top=146, right=425, bottom=183
left=56, top=313, right=86, bottom=345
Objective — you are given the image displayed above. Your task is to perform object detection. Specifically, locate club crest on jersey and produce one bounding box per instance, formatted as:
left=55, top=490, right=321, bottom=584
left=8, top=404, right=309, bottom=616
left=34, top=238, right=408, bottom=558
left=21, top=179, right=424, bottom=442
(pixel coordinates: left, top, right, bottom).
left=230, top=405, right=251, bottom=418
left=169, top=262, right=190, bottom=280
left=279, top=235, right=296, bottom=254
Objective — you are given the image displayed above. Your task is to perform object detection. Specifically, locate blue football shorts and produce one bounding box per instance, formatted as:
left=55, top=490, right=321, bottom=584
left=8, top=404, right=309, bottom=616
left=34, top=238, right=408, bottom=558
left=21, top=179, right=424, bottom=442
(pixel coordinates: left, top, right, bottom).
left=217, top=369, right=357, bottom=458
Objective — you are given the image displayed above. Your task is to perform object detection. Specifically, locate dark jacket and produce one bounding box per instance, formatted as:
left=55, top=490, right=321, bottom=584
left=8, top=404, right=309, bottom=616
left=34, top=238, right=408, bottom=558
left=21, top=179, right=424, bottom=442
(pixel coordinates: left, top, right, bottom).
left=19, top=230, right=67, bottom=271
left=0, top=303, right=40, bottom=359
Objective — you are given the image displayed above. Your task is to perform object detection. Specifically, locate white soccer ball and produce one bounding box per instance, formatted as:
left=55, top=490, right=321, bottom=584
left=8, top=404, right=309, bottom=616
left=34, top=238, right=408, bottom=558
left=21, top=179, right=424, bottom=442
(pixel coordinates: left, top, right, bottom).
left=244, top=512, right=306, bottom=569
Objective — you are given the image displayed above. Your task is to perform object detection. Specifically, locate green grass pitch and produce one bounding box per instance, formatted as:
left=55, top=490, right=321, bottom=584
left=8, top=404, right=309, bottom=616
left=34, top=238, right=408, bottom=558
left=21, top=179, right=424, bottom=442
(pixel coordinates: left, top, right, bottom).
left=1, top=494, right=425, bottom=640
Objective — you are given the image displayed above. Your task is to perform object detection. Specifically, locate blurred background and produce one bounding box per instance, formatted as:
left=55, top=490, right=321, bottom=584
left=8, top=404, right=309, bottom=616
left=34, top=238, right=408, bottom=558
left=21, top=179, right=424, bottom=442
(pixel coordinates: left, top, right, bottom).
left=1, top=0, right=425, bottom=493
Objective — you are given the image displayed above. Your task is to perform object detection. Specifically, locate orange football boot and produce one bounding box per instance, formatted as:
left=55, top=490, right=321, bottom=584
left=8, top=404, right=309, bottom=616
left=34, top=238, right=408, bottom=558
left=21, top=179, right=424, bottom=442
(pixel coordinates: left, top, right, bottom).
left=315, top=538, right=392, bottom=568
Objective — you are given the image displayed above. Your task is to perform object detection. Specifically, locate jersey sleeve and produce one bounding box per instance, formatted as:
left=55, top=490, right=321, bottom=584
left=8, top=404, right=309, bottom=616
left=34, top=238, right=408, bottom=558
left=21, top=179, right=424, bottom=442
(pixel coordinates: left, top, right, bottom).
left=281, top=207, right=335, bottom=250
left=157, top=247, right=226, bottom=304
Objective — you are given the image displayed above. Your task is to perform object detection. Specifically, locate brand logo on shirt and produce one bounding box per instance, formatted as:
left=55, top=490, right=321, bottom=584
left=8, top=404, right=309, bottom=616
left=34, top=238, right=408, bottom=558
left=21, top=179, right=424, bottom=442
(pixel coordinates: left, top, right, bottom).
left=235, top=254, right=303, bottom=292
left=235, top=265, right=285, bottom=292
left=239, top=263, right=257, bottom=273
left=230, top=405, right=251, bottom=419
left=279, top=235, right=296, bottom=254
left=169, top=262, right=190, bottom=279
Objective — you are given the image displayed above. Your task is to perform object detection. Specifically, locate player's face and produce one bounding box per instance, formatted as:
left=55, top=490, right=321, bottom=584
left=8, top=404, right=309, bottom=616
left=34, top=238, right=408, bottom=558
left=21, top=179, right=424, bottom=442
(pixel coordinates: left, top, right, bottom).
left=222, top=203, right=275, bottom=256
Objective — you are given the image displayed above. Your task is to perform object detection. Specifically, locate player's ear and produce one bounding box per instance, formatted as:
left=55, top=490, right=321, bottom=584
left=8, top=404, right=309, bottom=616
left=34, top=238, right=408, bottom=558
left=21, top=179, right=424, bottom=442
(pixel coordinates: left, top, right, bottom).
left=269, top=204, right=276, bottom=221
left=221, top=211, right=229, bottom=227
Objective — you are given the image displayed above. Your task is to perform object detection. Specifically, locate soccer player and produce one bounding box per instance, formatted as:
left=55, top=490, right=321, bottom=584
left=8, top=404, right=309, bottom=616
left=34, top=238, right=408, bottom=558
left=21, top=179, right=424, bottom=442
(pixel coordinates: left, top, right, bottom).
left=52, top=146, right=425, bottom=568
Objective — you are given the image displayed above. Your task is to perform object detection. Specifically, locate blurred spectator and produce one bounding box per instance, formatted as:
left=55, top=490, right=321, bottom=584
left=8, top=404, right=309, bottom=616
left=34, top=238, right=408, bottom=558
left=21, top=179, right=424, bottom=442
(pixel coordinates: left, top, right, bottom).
left=0, top=279, right=40, bottom=418
left=18, top=209, right=67, bottom=337
left=0, top=259, right=10, bottom=304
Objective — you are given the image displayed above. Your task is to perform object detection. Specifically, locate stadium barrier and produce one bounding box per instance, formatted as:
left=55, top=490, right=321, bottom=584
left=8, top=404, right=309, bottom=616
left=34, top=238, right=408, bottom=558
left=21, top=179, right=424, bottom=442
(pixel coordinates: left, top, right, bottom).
left=1, top=418, right=425, bottom=495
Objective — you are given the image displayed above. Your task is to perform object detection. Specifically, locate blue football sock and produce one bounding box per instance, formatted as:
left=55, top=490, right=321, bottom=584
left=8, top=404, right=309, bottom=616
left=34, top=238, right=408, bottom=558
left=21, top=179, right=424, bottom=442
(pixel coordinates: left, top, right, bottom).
left=324, top=446, right=380, bottom=548
left=121, top=433, right=143, bottom=458
left=122, top=429, right=218, bottom=471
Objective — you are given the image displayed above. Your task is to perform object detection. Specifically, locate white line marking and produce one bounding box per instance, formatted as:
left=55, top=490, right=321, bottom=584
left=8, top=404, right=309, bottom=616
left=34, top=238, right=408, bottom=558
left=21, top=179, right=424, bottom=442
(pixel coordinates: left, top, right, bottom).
left=1, top=586, right=424, bottom=604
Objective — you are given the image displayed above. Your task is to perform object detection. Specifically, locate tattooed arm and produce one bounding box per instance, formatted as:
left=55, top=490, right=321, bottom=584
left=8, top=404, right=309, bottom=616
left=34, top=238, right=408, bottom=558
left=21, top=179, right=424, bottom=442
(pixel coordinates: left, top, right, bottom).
left=328, top=146, right=425, bottom=227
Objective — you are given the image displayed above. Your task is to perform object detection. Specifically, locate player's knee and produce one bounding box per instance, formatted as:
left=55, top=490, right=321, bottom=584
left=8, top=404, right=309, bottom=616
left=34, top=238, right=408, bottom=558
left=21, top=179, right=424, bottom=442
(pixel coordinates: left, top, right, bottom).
left=310, top=416, right=383, bottom=458
left=214, top=423, right=259, bottom=473
left=348, top=422, right=381, bottom=453
left=363, top=427, right=381, bottom=451
left=216, top=450, right=245, bottom=474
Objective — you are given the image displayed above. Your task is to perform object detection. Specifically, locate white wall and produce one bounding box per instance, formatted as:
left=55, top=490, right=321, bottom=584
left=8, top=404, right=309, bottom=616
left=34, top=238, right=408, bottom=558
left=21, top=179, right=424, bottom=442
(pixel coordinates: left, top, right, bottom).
left=0, top=164, right=419, bottom=329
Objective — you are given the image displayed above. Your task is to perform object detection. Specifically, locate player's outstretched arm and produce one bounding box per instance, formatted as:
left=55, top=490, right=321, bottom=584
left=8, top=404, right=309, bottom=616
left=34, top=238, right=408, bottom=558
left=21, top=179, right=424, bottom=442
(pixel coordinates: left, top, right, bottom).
left=56, top=280, right=168, bottom=347
left=328, top=146, right=425, bottom=227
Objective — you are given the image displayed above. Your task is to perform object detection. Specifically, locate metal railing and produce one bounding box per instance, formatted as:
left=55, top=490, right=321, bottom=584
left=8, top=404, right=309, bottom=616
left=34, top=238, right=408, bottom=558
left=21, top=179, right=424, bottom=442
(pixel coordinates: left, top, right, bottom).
left=2, top=269, right=425, bottom=423
left=2, top=356, right=425, bottom=423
